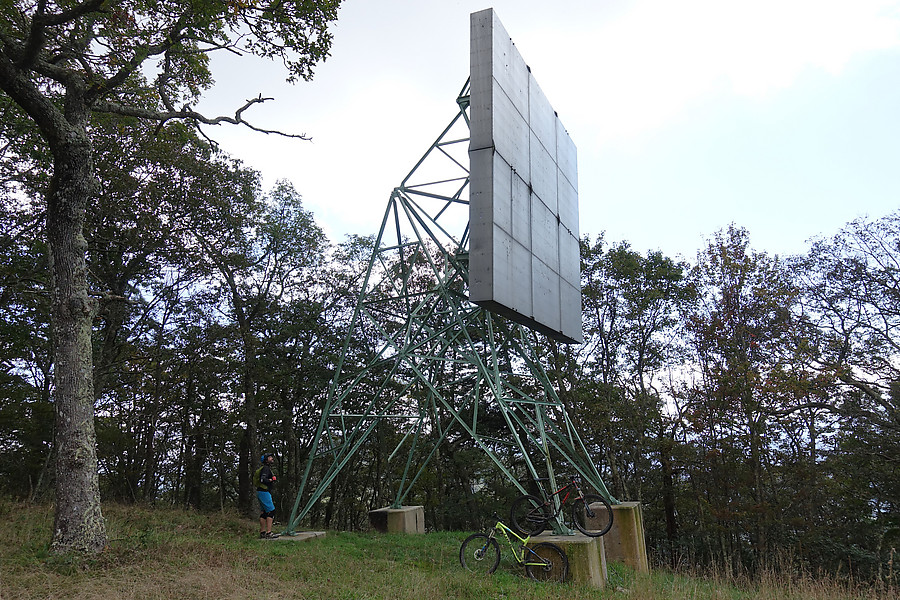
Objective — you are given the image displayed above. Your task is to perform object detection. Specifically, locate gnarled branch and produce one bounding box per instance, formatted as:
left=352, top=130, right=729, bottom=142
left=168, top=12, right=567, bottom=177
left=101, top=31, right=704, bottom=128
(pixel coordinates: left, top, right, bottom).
left=93, top=95, right=311, bottom=139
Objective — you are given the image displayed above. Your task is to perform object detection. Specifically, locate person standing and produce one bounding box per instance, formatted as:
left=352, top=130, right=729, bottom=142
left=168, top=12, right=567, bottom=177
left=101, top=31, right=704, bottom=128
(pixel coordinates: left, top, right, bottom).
left=254, top=453, right=279, bottom=539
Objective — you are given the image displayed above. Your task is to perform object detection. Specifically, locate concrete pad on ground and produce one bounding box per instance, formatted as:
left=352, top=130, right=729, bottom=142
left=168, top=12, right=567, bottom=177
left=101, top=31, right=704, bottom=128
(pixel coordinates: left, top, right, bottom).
left=270, top=531, right=326, bottom=542
left=368, top=506, right=425, bottom=533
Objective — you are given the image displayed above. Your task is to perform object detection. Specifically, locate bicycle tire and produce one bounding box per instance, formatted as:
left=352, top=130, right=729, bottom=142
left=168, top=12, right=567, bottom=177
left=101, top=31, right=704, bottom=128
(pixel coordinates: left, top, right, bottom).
left=524, top=542, right=569, bottom=583
left=572, top=493, right=613, bottom=537
left=459, top=533, right=501, bottom=575
left=509, top=494, right=551, bottom=536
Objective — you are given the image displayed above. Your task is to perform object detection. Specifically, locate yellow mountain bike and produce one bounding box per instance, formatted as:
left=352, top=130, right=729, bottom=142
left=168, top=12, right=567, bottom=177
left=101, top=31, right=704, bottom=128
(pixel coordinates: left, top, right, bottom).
left=459, top=515, right=569, bottom=582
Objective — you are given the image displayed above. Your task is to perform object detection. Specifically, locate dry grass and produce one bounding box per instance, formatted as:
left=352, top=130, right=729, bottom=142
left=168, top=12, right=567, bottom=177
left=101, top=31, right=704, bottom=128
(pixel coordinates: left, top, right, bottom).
left=0, top=499, right=890, bottom=600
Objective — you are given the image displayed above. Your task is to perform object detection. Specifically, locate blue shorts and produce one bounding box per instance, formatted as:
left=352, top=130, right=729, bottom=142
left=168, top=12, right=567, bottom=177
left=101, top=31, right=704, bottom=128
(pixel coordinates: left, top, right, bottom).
left=257, top=491, right=275, bottom=513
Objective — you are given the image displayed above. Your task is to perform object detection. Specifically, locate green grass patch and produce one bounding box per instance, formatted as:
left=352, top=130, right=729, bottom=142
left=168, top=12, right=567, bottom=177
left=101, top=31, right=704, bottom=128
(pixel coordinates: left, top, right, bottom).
left=0, top=500, right=887, bottom=600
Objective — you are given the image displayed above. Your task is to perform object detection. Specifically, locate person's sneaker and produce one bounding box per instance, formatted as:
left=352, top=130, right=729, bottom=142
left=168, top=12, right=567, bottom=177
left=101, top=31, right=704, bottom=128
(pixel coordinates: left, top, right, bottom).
left=259, top=532, right=267, bottom=539
left=266, top=532, right=280, bottom=539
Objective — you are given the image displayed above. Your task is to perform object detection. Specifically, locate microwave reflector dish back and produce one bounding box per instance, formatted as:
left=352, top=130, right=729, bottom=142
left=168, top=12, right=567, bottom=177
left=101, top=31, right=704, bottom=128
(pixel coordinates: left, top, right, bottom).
left=468, top=8, right=582, bottom=344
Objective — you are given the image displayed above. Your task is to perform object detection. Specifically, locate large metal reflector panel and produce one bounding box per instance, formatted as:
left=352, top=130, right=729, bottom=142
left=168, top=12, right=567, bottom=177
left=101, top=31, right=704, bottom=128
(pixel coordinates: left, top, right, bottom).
left=468, top=8, right=582, bottom=344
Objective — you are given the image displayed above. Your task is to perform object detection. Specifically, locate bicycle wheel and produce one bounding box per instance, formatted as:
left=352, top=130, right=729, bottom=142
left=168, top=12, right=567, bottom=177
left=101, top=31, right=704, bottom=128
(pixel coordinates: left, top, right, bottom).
left=572, top=494, right=613, bottom=537
left=524, top=542, right=569, bottom=583
left=510, top=494, right=551, bottom=536
left=459, top=533, right=501, bottom=575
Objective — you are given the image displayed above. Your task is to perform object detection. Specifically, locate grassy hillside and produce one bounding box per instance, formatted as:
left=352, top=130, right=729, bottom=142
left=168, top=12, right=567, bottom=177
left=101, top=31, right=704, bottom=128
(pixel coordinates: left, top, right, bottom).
left=0, top=500, right=884, bottom=600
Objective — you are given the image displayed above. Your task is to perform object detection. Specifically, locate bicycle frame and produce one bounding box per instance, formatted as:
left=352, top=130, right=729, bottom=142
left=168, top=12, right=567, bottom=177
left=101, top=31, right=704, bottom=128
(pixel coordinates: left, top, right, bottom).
left=489, top=520, right=549, bottom=567
left=542, top=478, right=586, bottom=518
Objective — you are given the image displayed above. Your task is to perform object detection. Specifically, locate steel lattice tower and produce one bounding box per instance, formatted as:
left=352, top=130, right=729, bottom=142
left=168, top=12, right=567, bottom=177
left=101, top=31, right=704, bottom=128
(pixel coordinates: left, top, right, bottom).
left=286, top=82, right=614, bottom=534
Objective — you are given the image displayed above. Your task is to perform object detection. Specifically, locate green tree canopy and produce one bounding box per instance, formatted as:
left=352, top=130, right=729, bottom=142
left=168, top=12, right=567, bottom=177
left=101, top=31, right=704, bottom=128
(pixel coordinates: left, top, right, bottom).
left=0, top=0, right=342, bottom=553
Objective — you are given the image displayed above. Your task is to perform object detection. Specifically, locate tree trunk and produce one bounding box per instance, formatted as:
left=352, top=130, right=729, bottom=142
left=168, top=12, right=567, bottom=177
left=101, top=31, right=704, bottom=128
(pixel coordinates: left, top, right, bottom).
left=1, top=53, right=108, bottom=552
left=221, top=272, right=258, bottom=516
left=660, top=449, right=678, bottom=566
left=185, top=433, right=207, bottom=510
left=29, top=373, right=55, bottom=503
left=47, top=128, right=107, bottom=554
left=238, top=429, right=252, bottom=515
left=604, top=439, right=626, bottom=499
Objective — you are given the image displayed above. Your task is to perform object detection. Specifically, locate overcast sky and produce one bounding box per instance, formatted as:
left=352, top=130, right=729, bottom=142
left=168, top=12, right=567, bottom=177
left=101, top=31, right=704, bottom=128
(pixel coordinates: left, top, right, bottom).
left=197, top=0, right=900, bottom=260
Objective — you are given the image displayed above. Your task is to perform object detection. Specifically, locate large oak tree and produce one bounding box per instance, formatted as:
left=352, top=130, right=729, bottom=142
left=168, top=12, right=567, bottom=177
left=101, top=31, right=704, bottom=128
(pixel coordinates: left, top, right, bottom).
left=0, top=0, right=340, bottom=553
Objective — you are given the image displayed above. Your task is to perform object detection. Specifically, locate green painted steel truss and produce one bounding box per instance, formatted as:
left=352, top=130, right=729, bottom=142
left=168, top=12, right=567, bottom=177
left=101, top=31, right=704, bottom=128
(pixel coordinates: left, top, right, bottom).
left=286, top=82, right=614, bottom=534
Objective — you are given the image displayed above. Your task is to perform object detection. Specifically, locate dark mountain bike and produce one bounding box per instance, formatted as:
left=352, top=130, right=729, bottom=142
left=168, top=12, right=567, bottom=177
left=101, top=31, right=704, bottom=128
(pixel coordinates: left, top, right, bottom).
left=459, top=514, right=569, bottom=582
left=510, top=476, right=613, bottom=537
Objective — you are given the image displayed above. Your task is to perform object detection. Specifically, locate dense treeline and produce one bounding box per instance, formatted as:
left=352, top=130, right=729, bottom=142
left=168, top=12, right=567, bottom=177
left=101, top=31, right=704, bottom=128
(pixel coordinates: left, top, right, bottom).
left=1, top=105, right=897, bottom=584
left=2, top=0, right=345, bottom=554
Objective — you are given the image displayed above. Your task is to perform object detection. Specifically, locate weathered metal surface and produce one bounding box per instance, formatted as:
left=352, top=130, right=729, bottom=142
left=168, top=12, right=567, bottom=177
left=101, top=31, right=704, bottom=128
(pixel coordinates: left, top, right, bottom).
left=468, top=8, right=582, bottom=344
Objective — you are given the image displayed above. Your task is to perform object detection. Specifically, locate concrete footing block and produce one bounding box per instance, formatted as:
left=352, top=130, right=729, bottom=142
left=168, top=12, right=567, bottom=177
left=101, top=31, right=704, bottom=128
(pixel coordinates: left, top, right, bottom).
left=368, top=505, right=425, bottom=533
left=530, top=533, right=607, bottom=588
left=605, top=501, right=649, bottom=572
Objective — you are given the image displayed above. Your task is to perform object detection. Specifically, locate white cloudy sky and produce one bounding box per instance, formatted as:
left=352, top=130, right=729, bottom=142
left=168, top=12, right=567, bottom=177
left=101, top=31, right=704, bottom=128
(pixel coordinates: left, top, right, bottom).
left=198, top=0, right=900, bottom=259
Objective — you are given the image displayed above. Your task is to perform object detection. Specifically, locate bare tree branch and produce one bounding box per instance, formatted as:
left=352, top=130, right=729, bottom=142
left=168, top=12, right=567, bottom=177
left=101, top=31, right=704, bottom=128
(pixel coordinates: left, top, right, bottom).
left=93, top=95, right=311, bottom=139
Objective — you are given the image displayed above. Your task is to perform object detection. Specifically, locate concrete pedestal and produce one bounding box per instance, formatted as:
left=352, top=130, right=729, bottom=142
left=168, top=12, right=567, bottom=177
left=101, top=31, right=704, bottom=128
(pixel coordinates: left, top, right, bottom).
left=604, top=502, right=649, bottom=572
left=530, top=533, right=606, bottom=588
left=368, top=505, right=425, bottom=533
